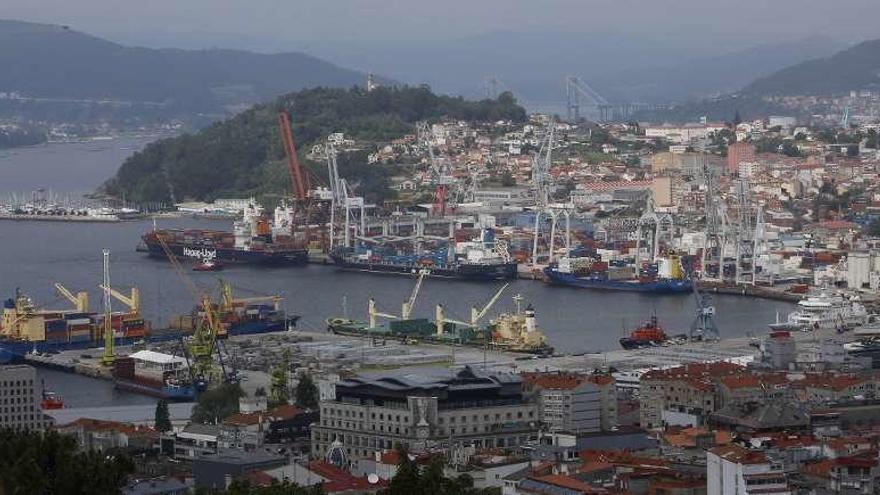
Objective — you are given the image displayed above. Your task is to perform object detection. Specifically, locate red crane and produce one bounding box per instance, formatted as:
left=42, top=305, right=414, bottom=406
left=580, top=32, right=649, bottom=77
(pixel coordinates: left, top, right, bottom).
left=278, top=112, right=308, bottom=201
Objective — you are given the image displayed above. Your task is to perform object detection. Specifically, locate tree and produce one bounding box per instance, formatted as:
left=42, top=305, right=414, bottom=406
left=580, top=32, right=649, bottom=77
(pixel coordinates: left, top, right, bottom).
left=295, top=372, right=319, bottom=410
left=733, top=110, right=742, bottom=127
left=191, top=382, right=245, bottom=424
left=0, top=428, right=134, bottom=494
left=499, top=171, right=516, bottom=187
left=154, top=399, right=172, bottom=432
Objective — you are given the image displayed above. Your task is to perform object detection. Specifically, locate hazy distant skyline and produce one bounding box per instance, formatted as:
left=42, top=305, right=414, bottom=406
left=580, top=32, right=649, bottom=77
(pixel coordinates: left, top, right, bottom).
left=1, top=0, right=878, bottom=53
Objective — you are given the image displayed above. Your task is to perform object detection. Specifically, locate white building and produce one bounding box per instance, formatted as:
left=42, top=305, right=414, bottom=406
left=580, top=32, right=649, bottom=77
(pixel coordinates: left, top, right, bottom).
left=707, top=444, right=791, bottom=495
left=847, top=250, right=880, bottom=293
left=644, top=123, right=726, bottom=144
left=0, top=365, right=53, bottom=431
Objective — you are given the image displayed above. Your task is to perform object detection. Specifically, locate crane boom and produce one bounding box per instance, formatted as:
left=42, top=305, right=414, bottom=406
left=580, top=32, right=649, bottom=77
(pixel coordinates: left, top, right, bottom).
left=401, top=269, right=428, bottom=320
left=471, top=283, right=509, bottom=325
left=54, top=283, right=89, bottom=312
left=98, top=285, right=140, bottom=313
left=278, top=112, right=308, bottom=201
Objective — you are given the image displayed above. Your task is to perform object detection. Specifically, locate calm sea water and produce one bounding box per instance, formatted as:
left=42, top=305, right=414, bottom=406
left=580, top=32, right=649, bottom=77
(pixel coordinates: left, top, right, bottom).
left=0, top=138, right=795, bottom=406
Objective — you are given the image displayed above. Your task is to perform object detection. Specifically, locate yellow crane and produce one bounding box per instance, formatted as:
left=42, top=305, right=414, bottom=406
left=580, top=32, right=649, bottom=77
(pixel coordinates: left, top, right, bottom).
left=154, top=233, right=223, bottom=384
left=218, top=280, right=281, bottom=313
left=53, top=283, right=89, bottom=312
left=437, top=283, right=509, bottom=335
left=97, top=285, right=140, bottom=314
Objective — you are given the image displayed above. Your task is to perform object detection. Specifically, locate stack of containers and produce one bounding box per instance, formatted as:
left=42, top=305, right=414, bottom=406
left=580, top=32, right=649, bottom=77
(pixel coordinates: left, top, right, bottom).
left=66, top=313, right=93, bottom=344
left=44, top=318, right=68, bottom=342
left=121, top=317, right=146, bottom=339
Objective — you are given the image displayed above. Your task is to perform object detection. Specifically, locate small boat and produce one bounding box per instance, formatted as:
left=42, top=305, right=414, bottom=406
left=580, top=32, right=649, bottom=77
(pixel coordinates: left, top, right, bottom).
left=620, top=315, right=670, bottom=349
left=193, top=259, right=223, bottom=271
left=40, top=390, right=64, bottom=410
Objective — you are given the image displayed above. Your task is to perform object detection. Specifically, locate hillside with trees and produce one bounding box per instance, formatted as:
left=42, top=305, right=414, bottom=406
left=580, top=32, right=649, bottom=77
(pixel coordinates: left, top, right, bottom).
left=102, top=86, right=526, bottom=204
left=0, top=19, right=369, bottom=124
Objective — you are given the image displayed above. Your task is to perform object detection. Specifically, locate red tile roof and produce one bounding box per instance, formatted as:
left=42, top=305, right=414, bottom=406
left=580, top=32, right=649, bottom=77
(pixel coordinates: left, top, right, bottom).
left=268, top=404, right=304, bottom=420
left=709, top=444, right=768, bottom=465
left=719, top=373, right=789, bottom=390
left=222, top=412, right=263, bottom=427
left=307, top=461, right=386, bottom=493
left=532, top=474, right=608, bottom=493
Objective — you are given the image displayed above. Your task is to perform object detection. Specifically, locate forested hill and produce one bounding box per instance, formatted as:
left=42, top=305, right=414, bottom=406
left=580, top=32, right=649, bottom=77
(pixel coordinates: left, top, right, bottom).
left=0, top=19, right=367, bottom=114
left=743, top=39, right=880, bottom=96
left=102, top=86, right=527, bottom=204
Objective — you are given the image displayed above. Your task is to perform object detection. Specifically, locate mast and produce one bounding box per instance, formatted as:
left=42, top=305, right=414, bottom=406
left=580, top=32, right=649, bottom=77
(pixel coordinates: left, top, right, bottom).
left=100, top=249, right=115, bottom=366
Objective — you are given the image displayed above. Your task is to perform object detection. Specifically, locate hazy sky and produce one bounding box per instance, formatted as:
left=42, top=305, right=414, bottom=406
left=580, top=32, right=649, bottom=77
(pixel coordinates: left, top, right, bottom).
left=1, top=0, right=878, bottom=52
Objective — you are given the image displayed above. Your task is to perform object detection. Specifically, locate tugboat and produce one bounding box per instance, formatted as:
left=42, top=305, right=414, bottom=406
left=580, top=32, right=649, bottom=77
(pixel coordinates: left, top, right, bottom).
left=619, top=316, right=670, bottom=349
left=40, top=390, right=64, bottom=409
left=193, top=258, right=223, bottom=272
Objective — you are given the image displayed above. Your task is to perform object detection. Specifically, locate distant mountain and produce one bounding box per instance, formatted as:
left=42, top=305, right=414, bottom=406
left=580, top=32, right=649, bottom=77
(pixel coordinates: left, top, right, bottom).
left=592, top=37, right=844, bottom=103
left=743, top=39, right=880, bottom=96
left=311, top=29, right=841, bottom=109
left=0, top=19, right=370, bottom=121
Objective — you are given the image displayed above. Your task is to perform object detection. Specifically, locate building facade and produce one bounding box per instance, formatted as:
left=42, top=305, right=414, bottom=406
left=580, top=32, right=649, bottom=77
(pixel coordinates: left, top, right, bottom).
left=312, top=366, right=539, bottom=460
left=0, top=365, right=53, bottom=431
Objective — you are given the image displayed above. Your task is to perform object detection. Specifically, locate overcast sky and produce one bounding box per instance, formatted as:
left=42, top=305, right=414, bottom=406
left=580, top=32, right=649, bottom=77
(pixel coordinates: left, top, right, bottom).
left=1, top=0, right=878, bottom=52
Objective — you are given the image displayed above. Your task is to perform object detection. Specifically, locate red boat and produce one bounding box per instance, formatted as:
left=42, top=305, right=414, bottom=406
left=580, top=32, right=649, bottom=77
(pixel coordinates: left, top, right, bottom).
left=619, top=315, right=669, bottom=349
left=41, top=391, right=64, bottom=409
left=193, top=260, right=223, bottom=272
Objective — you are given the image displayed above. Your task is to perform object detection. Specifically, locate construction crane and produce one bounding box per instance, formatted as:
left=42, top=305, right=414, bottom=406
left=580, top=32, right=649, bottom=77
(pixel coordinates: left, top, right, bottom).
left=401, top=269, right=429, bottom=320
left=53, top=283, right=88, bottom=312
left=278, top=112, right=308, bottom=201
left=100, top=249, right=116, bottom=366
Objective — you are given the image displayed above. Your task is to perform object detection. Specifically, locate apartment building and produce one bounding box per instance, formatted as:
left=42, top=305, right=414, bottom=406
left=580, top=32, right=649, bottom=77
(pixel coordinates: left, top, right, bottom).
left=707, top=444, right=792, bottom=495
left=0, top=365, right=53, bottom=431
left=521, top=372, right=617, bottom=433
left=312, top=366, right=539, bottom=459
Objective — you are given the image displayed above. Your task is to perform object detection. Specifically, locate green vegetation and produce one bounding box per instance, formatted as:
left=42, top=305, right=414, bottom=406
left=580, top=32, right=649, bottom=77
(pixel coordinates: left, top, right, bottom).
left=294, top=372, right=319, bottom=410
left=191, top=382, right=245, bottom=424
left=380, top=446, right=499, bottom=495
left=0, top=428, right=134, bottom=495
left=154, top=399, right=172, bottom=432
left=103, top=86, right=526, bottom=204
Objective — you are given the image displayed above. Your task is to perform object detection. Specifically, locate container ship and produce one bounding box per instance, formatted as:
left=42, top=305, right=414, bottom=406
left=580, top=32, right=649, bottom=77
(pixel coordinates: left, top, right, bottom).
left=544, top=255, right=692, bottom=294
left=0, top=282, right=299, bottom=364
left=138, top=203, right=308, bottom=266
left=330, top=228, right=517, bottom=281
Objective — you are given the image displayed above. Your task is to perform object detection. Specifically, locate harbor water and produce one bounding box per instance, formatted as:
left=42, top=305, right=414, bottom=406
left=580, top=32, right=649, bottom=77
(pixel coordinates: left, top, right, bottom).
left=0, top=138, right=795, bottom=405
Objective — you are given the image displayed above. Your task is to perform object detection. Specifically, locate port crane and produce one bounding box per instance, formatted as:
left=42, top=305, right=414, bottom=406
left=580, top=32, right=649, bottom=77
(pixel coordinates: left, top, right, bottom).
left=53, top=283, right=89, bottom=312
left=154, top=233, right=230, bottom=385
left=400, top=269, right=429, bottom=320
left=97, top=285, right=140, bottom=314
left=100, top=249, right=116, bottom=366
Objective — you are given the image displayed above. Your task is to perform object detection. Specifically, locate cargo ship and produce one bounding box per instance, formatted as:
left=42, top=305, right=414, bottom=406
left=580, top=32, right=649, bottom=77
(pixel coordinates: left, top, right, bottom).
left=326, top=286, right=552, bottom=355
left=619, top=316, right=671, bottom=349
left=138, top=203, right=308, bottom=265
left=544, top=255, right=692, bottom=294
left=112, top=356, right=196, bottom=402
left=330, top=228, right=517, bottom=281
left=0, top=282, right=299, bottom=364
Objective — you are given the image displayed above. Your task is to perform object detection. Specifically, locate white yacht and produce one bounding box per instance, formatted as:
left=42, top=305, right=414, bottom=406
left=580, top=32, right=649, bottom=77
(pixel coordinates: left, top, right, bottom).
left=769, top=291, right=868, bottom=331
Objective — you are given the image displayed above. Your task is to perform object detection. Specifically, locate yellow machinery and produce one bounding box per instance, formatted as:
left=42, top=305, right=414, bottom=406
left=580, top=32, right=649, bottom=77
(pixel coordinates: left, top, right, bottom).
left=54, top=283, right=89, bottom=312
left=154, top=232, right=223, bottom=384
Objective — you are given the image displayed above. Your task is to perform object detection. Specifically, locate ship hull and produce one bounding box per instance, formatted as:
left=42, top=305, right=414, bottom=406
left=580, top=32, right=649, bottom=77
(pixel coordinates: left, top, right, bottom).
left=544, top=269, right=692, bottom=294
left=140, top=239, right=307, bottom=266
left=326, top=318, right=552, bottom=355
left=330, top=255, right=517, bottom=281
left=0, top=319, right=297, bottom=364
left=114, top=379, right=196, bottom=401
